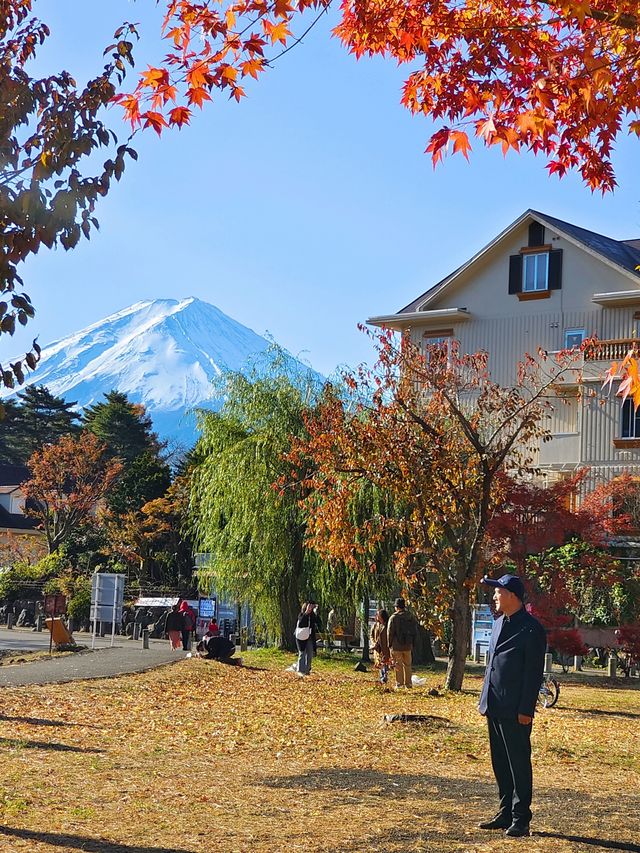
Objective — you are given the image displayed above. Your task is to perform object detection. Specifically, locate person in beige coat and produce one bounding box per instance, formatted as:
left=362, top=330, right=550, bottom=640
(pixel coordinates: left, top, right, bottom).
left=387, top=598, right=417, bottom=689
left=370, top=609, right=391, bottom=684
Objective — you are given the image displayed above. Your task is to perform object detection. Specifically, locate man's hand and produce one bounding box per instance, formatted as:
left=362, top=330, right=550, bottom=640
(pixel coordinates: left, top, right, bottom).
left=518, top=713, right=533, bottom=725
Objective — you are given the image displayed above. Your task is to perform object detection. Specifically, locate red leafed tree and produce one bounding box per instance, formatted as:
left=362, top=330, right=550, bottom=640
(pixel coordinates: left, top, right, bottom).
left=291, top=328, right=582, bottom=691
left=23, top=432, right=123, bottom=554
left=116, top=0, right=640, bottom=191
left=489, top=473, right=637, bottom=651
left=615, top=625, right=640, bottom=673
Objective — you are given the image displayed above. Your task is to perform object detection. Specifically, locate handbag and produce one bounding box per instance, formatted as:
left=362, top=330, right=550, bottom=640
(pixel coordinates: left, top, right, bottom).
left=295, top=624, right=312, bottom=641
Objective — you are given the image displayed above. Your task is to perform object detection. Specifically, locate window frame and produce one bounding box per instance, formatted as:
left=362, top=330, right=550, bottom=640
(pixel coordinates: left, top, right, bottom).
left=564, top=328, right=586, bottom=350
left=621, top=398, right=640, bottom=439
left=522, top=251, right=550, bottom=292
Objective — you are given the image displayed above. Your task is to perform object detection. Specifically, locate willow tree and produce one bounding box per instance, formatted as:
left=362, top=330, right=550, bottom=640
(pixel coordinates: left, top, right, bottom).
left=189, top=355, right=325, bottom=650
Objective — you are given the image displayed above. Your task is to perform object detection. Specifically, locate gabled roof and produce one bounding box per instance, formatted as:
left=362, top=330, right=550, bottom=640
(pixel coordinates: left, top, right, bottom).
left=535, top=211, right=640, bottom=276
left=396, top=209, right=640, bottom=315
left=0, top=504, right=38, bottom=531
left=0, top=464, right=29, bottom=487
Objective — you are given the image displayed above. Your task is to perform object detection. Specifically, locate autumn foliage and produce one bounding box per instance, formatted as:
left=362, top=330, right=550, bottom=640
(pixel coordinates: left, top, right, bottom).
left=23, top=431, right=122, bottom=553
left=291, top=329, right=582, bottom=690
left=0, top=2, right=138, bottom=388
left=114, top=0, right=640, bottom=191
left=489, top=472, right=640, bottom=654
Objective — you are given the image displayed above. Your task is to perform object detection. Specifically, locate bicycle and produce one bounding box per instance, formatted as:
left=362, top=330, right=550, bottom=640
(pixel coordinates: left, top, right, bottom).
left=538, top=673, right=560, bottom=708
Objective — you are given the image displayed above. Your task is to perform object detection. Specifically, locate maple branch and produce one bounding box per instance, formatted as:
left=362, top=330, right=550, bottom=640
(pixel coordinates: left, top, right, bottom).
left=266, top=2, right=332, bottom=65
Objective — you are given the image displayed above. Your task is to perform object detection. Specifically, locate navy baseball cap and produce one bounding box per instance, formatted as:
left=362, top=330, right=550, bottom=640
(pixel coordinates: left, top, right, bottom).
left=481, top=573, right=525, bottom=600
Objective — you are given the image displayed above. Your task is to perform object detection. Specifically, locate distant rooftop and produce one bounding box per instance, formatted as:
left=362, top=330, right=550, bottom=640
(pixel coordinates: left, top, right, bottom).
left=0, top=464, right=29, bottom=488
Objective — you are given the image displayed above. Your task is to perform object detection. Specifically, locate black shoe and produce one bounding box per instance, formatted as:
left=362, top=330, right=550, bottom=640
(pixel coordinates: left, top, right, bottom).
left=478, top=816, right=512, bottom=830
left=505, top=823, right=530, bottom=837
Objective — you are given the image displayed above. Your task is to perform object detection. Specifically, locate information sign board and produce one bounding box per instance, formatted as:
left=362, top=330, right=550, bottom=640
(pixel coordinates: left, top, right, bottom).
left=198, top=598, right=216, bottom=619
left=471, top=604, right=494, bottom=650
left=90, top=573, right=125, bottom=623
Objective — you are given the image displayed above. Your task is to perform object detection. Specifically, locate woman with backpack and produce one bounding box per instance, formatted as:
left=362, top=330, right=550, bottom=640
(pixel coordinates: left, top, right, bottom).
left=294, top=601, right=320, bottom=676
left=179, top=601, right=195, bottom=650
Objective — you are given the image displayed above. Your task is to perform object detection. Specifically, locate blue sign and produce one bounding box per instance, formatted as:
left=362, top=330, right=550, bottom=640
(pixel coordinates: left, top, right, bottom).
left=198, top=598, right=216, bottom=618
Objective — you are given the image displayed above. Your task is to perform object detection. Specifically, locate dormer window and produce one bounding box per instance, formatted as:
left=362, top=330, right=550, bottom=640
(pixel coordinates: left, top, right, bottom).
left=509, top=246, right=563, bottom=296
left=522, top=252, right=549, bottom=292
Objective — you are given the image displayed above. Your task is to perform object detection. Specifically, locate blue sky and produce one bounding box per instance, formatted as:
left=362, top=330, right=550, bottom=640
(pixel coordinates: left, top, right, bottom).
left=2, top=0, right=640, bottom=378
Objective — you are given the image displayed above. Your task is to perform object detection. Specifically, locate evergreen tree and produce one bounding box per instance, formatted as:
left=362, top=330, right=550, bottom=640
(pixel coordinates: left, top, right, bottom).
left=0, top=386, right=81, bottom=464
left=83, top=391, right=170, bottom=513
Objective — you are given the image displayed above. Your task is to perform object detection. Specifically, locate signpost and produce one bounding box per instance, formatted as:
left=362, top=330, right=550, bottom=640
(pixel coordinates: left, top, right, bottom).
left=90, top=573, right=125, bottom=649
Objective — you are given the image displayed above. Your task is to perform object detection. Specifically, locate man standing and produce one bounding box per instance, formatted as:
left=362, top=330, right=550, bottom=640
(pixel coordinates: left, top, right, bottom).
left=387, top=597, right=417, bottom=689
left=478, top=574, right=547, bottom=838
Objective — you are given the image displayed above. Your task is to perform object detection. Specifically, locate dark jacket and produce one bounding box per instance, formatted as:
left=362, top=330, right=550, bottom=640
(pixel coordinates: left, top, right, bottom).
left=295, top=610, right=319, bottom=653
left=165, top=610, right=185, bottom=633
left=478, top=607, right=547, bottom=719
left=387, top=609, right=417, bottom=652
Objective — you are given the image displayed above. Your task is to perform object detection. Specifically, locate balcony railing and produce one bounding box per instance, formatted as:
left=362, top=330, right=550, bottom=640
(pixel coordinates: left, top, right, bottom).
left=584, top=339, right=640, bottom=362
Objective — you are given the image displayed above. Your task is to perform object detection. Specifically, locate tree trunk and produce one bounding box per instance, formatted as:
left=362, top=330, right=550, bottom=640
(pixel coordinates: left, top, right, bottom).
left=445, top=584, right=471, bottom=691
left=360, top=591, right=371, bottom=663
left=277, top=576, right=300, bottom=652
left=413, top=624, right=436, bottom=665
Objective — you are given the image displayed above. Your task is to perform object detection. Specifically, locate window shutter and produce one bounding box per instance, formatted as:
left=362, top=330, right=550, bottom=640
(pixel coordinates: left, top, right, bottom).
left=528, top=222, right=545, bottom=246
left=508, top=254, right=523, bottom=294
left=548, top=249, right=563, bottom=290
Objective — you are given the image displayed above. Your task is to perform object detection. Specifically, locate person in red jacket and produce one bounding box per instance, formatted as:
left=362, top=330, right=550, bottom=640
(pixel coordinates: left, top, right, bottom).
left=207, top=618, right=220, bottom=637
left=179, top=600, right=196, bottom=650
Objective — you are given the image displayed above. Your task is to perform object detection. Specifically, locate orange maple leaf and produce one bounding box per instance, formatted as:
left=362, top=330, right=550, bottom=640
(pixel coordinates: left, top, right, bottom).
left=142, top=111, right=169, bottom=136
left=241, top=58, right=263, bottom=79
left=141, top=67, right=170, bottom=90
left=451, top=130, right=472, bottom=159
left=169, top=106, right=192, bottom=127
left=188, top=87, right=213, bottom=108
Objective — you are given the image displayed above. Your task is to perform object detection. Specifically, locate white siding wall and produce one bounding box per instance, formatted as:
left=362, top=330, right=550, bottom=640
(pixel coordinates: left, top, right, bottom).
left=404, top=220, right=640, bottom=472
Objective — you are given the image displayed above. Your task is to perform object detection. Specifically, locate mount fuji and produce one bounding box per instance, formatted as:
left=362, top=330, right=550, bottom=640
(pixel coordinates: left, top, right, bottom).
left=1, top=297, right=320, bottom=446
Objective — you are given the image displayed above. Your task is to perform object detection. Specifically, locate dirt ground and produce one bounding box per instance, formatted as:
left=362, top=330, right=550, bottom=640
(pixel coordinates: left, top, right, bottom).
left=0, top=650, right=638, bottom=853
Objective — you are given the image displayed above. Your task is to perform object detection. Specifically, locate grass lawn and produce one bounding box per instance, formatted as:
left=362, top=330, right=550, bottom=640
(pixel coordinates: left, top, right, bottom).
left=0, top=649, right=638, bottom=853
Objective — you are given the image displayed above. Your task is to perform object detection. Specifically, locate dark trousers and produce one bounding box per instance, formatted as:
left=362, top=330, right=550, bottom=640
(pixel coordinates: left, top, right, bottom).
left=487, top=717, right=533, bottom=826
left=181, top=629, right=191, bottom=650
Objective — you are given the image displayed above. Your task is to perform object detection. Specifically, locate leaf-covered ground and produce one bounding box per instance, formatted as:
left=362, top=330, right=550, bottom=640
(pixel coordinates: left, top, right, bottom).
left=0, top=650, right=638, bottom=853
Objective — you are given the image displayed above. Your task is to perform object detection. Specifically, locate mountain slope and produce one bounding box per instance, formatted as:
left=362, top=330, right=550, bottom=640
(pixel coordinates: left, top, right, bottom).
left=1, top=297, right=315, bottom=446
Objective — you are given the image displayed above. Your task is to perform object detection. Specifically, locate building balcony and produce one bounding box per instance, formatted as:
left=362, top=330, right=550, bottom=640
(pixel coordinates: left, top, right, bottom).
left=584, top=339, right=640, bottom=363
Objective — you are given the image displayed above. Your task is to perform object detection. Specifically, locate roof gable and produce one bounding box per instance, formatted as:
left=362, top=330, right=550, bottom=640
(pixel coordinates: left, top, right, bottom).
left=397, top=210, right=640, bottom=315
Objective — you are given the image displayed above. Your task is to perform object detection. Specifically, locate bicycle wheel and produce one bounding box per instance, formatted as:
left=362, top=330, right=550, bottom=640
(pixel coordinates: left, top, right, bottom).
left=538, top=677, right=560, bottom=708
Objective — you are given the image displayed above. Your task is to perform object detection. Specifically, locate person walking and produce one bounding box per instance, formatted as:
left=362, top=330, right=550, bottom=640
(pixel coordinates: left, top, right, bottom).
left=295, top=601, right=319, bottom=676
left=387, top=598, right=417, bottom=689
left=165, top=604, right=184, bottom=651
left=478, top=573, right=547, bottom=838
left=370, top=609, right=391, bottom=684
left=179, top=601, right=195, bottom=650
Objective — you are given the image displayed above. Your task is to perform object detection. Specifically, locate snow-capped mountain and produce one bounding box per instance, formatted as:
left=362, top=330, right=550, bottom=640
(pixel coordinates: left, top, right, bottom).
left=1, top=297, right=318, bottom=446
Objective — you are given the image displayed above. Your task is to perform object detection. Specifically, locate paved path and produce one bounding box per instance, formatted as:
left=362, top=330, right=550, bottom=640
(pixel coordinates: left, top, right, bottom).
left=0, top=626, right=136, bottom=653
left=0, top=632, right=187, bottom=687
